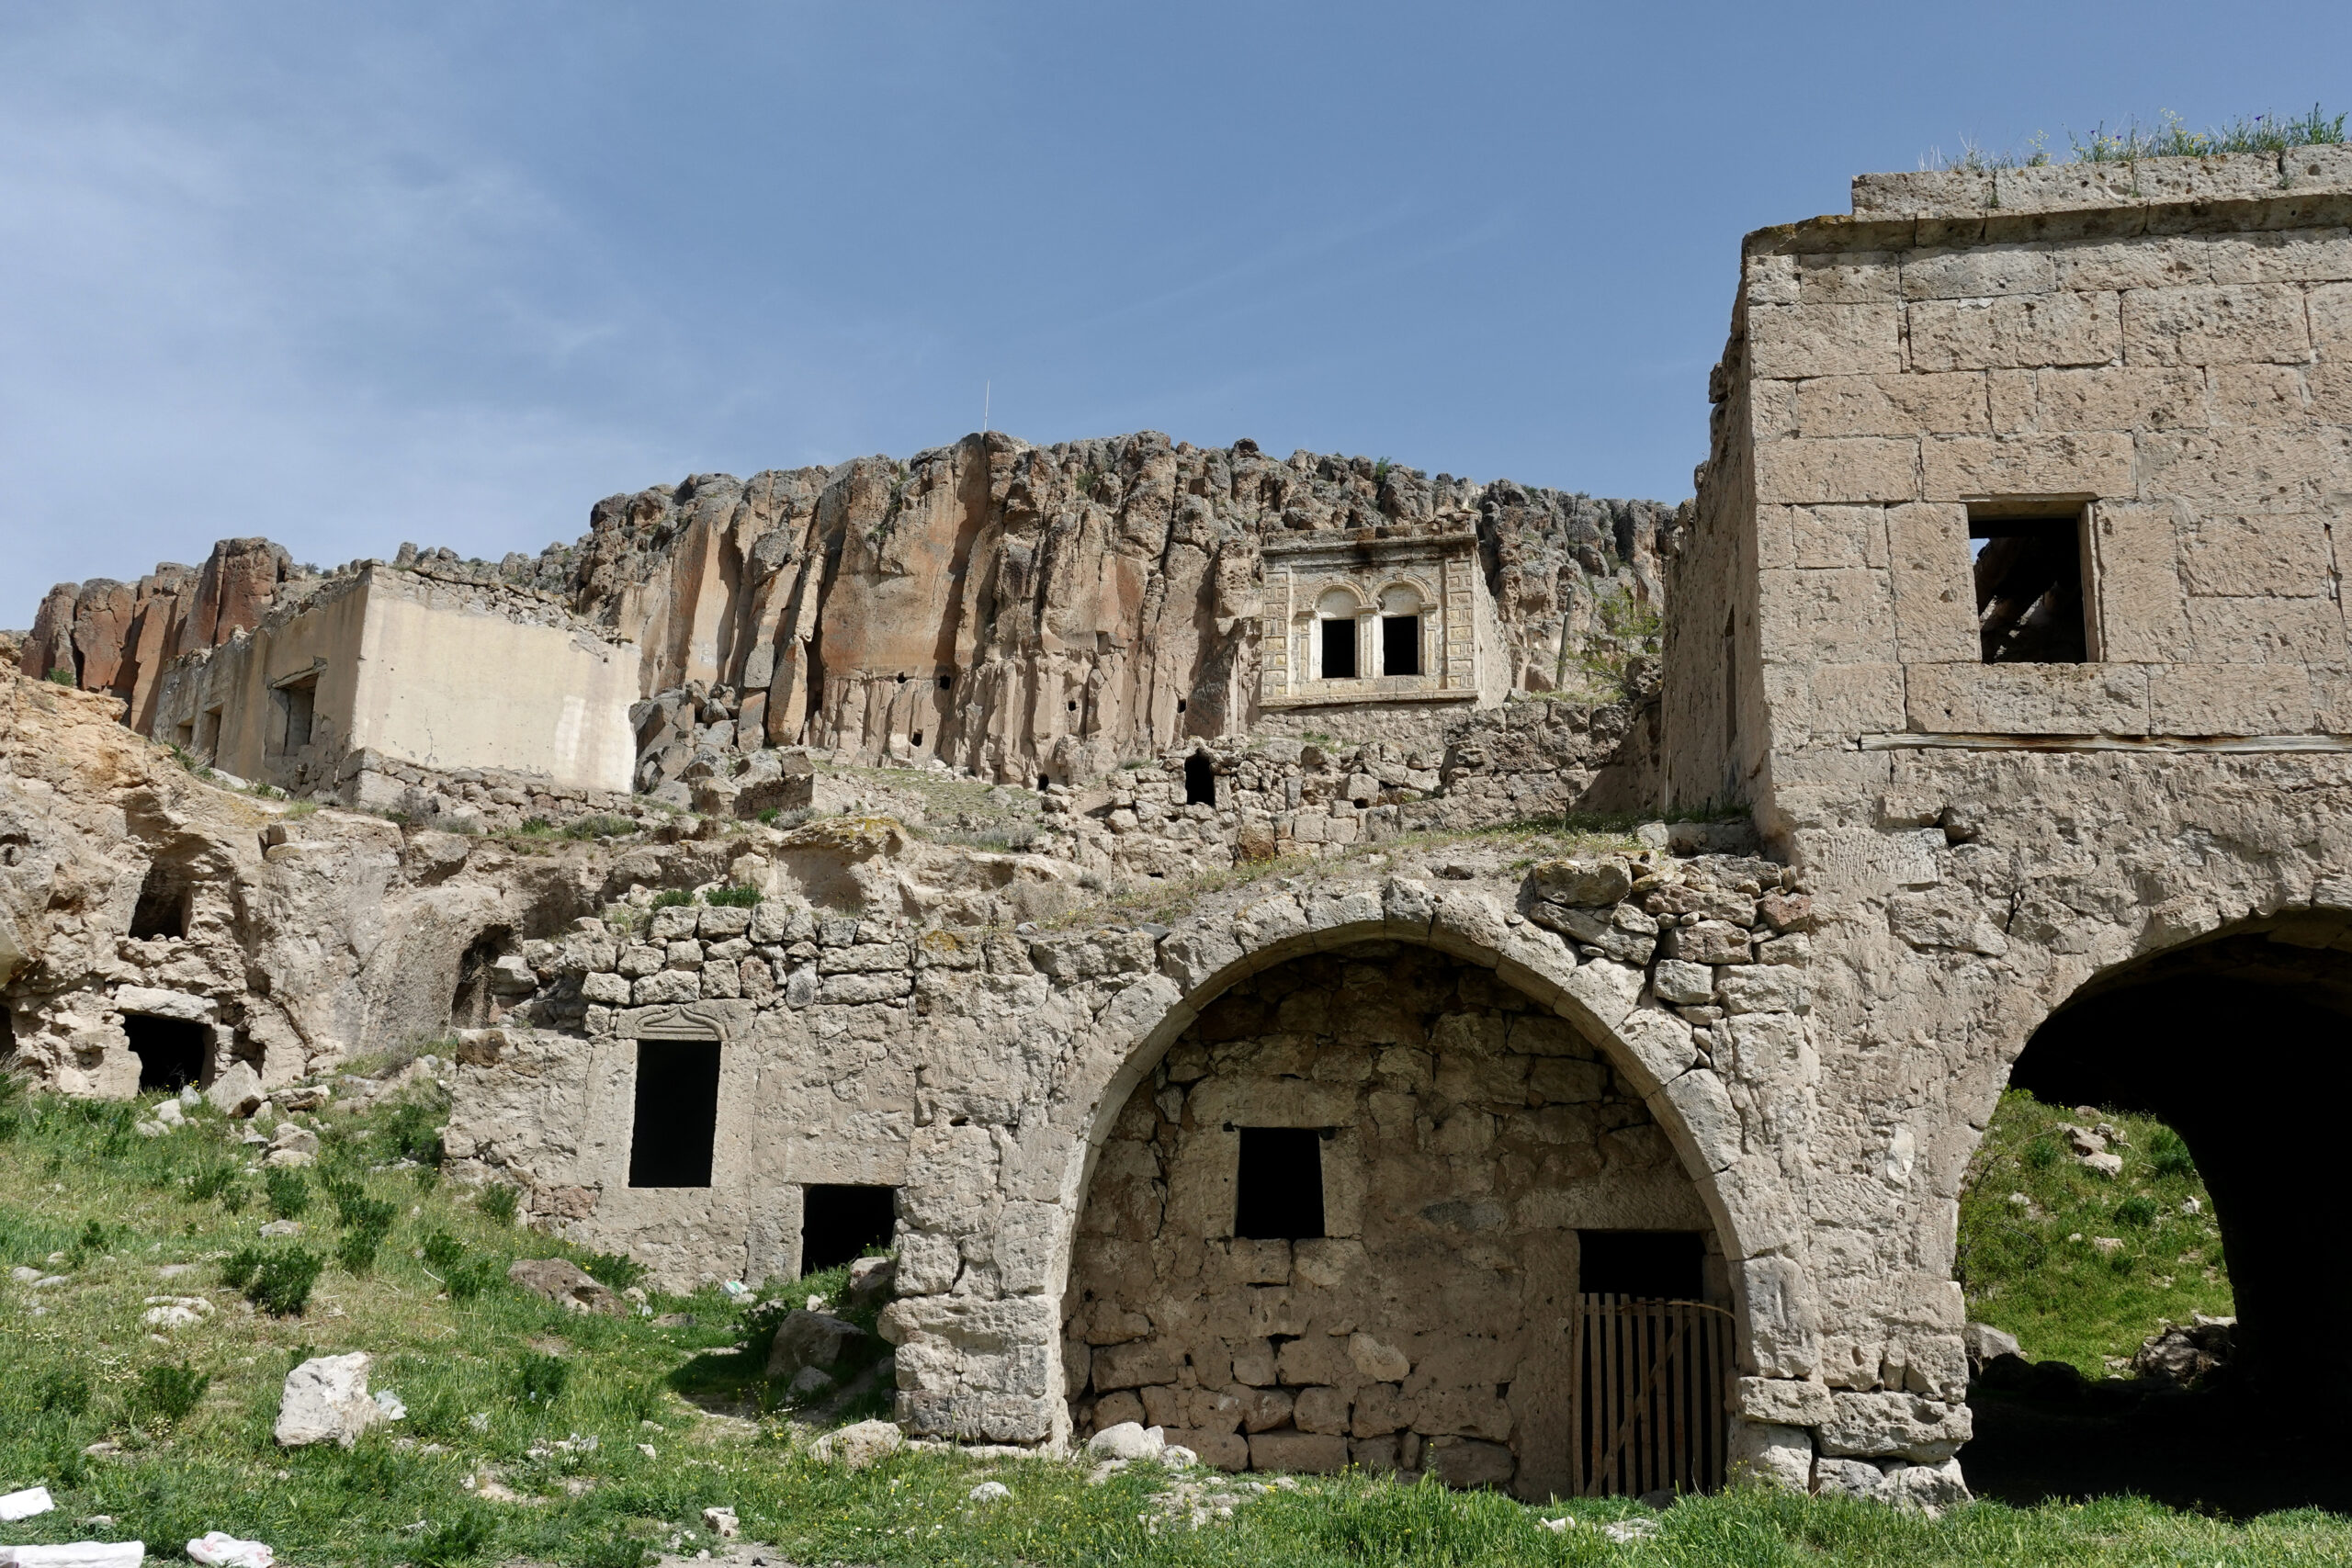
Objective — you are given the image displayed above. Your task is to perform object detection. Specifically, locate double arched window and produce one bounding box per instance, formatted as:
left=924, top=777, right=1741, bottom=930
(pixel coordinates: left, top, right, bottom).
left=1309, top=581, right=1428, bottom=681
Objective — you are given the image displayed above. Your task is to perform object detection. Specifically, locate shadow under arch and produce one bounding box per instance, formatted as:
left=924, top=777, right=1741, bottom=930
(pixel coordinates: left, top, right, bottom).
left=1965, top=909, right=2352, bottom=1513
left=1046, top=895, right=1779, bottom=1487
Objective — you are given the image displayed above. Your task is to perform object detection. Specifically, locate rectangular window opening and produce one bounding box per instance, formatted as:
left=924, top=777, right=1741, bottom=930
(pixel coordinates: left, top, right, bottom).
left=801, top=1183, right=897, bottom=1274
left=1234, top=1126, right=1326, bottom=1239
left=1183, top=753, right=1216, bottom=807
left=123, top=1013, right=208, bottom=1092
left=277, top=676, right=318, bottom=750
left=1382, top=615, right=1421, bottom=677
left=1578, top=1230, right=1705, bottom=1300
left=627, top=1039, right=721, bottom=1188
left=198, top=706, right=223, bottom=756
left=1970, top=511, right=2087, bottom=664
left=1320, top=618, right=1358, bottom=680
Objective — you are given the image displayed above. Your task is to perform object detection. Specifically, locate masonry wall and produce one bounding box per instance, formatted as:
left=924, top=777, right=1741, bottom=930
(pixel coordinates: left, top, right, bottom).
left=1697, top=149, right=2352, bottom=1490
left=1063, top=942, right=1716, bottom=1495
left=353, top=576, right=638, bottom=795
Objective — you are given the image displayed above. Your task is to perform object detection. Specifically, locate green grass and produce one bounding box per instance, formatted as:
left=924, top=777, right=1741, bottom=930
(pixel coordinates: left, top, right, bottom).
left=1957, top=1089, right=2234, bottom=1377
left=1929, top=105, right=2346, bottom=172
left=0, top=1083, right=2341, bottom=1565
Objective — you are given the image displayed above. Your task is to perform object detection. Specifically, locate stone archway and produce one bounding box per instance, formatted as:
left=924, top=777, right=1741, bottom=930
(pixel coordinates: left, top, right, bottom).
left=1063, top=936, right=1729, bottom=1497
left=882, top=877, right=1806, bottom=1464
left=1958, top=909, right=2352, bottom=1510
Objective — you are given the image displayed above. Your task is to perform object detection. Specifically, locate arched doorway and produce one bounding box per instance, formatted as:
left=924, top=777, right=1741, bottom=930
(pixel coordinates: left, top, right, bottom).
left=1962, top=914, right=2352, bottom=1512
left=1063, top=939, right=1730, bottom=1499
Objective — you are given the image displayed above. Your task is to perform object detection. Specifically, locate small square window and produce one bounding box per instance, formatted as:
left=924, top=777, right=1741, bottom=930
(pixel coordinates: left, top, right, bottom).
left=801, top=1183, right=897, bottom=1273
left=1234, top=1126, right=1326, bottom=1239
left=1971, top=512, right=2087, bottom=664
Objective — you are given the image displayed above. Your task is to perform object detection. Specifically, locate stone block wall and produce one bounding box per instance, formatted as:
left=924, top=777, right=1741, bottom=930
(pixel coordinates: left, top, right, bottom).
left=1065, top=942, right=1718, bottom=1495
left=1676, top=146, right=2352, bottom=1488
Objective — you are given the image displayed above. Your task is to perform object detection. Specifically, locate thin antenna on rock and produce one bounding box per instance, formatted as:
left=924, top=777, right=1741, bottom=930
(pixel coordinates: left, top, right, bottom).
left=982, top=381, right=990, bottom=434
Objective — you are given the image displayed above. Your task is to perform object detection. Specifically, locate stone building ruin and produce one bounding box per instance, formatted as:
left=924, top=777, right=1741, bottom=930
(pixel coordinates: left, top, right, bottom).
left=8, top=140, right=2352, bottom=1504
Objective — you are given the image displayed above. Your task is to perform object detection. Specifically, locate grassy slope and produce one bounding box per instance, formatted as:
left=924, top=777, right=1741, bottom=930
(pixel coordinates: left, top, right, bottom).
left=1956, top=1089, right=2236, bottom=1377
left=0, top=1083, right=2343, bottom=1566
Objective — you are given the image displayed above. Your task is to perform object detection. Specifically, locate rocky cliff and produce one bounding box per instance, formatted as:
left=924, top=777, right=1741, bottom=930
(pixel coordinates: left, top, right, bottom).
left=20, top=431, right=1682, bottom=786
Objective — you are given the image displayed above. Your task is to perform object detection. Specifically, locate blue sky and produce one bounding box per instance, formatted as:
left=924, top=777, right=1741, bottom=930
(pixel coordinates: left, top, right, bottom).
left=5, top=2, right=2348, bottom=623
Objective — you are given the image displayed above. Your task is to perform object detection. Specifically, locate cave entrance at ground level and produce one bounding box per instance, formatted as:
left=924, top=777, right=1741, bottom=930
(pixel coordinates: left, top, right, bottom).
left=1065, top=941, right=1729, bottom=1498
left=627, top=1039, right=721, bottom=1189
left=1962, top=916, right=2352, bottom=1515
left=801, top=1184, right=898, bottom=1275
left=123, top=1013, right=208, bottom=1092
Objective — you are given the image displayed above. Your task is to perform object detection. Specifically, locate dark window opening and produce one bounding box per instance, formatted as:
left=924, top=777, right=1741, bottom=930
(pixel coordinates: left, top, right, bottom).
left=802, top=1183, right=896, bottom=1273
left=1235, top=1126, right=1326, bottom=1239
left=449, top=927, right=514, bottom=1030
left=628, top=1039, right=722, bottom=1188
left=1037, top=774, right=1052, bottom=792
left=1382, top=615, right=1421, bottom=676
left=1321, top=618, right=1357, bottom=679
left=910, top=730, right=924, bottom=748
left=1972, top=513, right=2087, bottom=663
left=1578, top=1230, right=1705, bottom=1300
left=124, top=1013, right=207, bottom=1092
left=1176, top=698, right=1186, bottom=714
left=130, top=863, right=191, bottom=940
left=1069, top=699, right=1080, bottom=713
left=895, top=672, right=906, bottom=684
left=1184, top=754, right=1216, bottom=807
left=939, top=673, right=953, bottom=691
left=1723, top=609, right=1738, bottom=752
left=277, top=676, right=317, bottom=751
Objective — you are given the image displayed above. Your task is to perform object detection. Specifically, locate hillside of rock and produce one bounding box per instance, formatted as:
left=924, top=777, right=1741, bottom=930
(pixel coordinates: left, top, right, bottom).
left=17, top=431, right=1682, bottom=786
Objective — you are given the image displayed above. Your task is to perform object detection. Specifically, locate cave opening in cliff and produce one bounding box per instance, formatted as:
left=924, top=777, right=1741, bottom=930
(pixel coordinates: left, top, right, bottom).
left=123, top=1014, right=207, bottom=1092
left=1959, top=919, right=2352, bottom=1513
left=627, top=1039, right=722, bottom=1188
left=801, top=1183, right=896, bottom=1273
left=1184, top=753, right=1216, bottom=807
left=129, top=863, right=192, bottom=940
left=449, top=927, right=514, bottom=1030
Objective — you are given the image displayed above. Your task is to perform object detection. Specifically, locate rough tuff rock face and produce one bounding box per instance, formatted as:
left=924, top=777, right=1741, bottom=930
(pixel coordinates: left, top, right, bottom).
left=563, top=434, right=1675, bottom=784
left=21, top=540, right=290, bottom=734
left=25, top=434, right=1677, bottom=789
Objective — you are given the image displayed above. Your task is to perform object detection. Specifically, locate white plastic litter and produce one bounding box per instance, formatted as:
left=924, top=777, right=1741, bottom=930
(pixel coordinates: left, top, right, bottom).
left=0, top=1545, right=145, bottom=1567
left=186, top=1534, right=274, bottom=1568
left=373, top=1390, right=407, bottom=1421
left=0, top=1487, right=55, bottom=1521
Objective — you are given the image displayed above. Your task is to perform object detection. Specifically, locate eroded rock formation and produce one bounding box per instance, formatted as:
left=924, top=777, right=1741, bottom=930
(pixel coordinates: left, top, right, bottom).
left=19, top=433, right=1678, bottom=791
